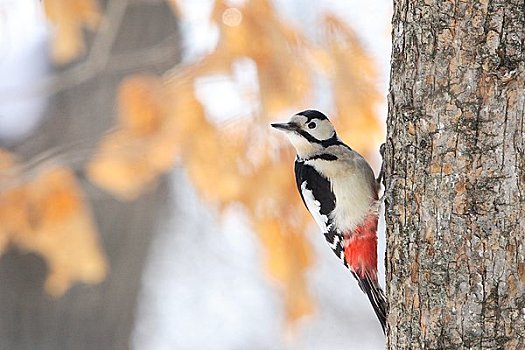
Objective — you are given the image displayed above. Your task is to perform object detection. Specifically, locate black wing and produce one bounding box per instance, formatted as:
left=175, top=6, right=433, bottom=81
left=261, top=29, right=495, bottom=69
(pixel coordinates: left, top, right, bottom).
left=294, top=159, right=346, bottom=265
left=294, top=158, right=335, bottom=217
left=352, top=271, right=387, bottom=333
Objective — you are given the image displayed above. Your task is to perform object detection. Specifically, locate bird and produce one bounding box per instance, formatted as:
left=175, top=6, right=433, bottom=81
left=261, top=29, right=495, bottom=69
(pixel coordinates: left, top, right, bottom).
left=271, top=109, right=386, bottom=333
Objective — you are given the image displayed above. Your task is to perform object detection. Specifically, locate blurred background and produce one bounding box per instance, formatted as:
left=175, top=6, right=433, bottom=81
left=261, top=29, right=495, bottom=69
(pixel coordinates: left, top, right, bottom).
left=0, top=0, right=391, bottom=349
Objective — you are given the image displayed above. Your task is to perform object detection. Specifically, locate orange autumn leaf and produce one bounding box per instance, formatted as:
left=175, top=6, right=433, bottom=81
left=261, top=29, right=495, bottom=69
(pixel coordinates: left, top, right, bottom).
left=241, top=159, right=295, bottom=215
left=0, top=149, right=22, bottom=253
left=88, top=74, right=179, bottom=200
left=118, top=75, right=165, bottom=136
left=255, top=217, right=314, bottom=323
left=199, top=0, right=312, bottom=118
left=87, top=131, right=163, bottom=201
left=43, top=0, right=101, bottom=64
left=162, top=82, right=209, bottom=150
left=148, top=134, right=180, bottom=172
left=323, top=15, right=382, bottom=155
left=0, top=149, right=17, bottom=178
left=239, top=154, right=315, bottom=324
left=0, top=160, right=107, bottom=297
left=16, top=167, right=107, bottom=296
left=183, top=124, right=246, bottom=206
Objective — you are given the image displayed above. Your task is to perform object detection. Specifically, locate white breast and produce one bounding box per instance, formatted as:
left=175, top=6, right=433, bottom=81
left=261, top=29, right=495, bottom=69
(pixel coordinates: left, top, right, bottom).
left=306, top=154, right=377, bottom=232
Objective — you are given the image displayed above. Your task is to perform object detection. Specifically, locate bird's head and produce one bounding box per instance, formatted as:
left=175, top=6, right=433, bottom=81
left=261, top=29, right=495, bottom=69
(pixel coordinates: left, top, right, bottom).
left=271, top=110, right=338, bottom=158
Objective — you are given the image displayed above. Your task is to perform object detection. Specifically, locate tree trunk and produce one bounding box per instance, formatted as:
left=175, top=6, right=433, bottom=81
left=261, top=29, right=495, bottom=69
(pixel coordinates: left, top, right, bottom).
left=0, top=2, right=179, bottom=349
left=386, top=0, right=525, bottom=348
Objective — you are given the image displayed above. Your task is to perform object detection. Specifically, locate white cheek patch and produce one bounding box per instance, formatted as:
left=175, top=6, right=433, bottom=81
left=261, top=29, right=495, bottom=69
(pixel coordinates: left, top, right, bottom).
left=301, top=181, right=329, bottom=233
left=309, top=119, right=335, bottom=141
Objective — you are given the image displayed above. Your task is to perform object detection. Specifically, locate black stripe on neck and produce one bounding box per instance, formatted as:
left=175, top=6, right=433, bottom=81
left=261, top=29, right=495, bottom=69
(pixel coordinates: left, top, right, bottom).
left=295, top=129, right=319, bottom=143
left=296, top=129, right=352, bottom=150
left=320, top=134, right=343, bottom=148
left=296, top=129, right=335, bottom=145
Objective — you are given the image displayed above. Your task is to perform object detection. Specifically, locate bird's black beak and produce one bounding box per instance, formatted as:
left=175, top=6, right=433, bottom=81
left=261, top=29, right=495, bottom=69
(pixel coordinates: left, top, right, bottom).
left=270, top=122, right=298, bottom=132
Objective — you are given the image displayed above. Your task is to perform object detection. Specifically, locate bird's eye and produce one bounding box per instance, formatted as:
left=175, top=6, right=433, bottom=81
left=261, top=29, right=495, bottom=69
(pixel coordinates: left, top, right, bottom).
left=307, top=122, right=316, bottom=129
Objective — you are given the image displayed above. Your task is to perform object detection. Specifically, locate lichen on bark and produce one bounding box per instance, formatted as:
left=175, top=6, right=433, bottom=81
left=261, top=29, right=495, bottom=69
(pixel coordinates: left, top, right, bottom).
left=386, top=0, right=525, bottom=349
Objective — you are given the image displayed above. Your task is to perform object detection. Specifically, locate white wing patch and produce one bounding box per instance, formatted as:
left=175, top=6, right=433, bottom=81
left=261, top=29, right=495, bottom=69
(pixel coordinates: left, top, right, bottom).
left=327, top=233, right=340, bottom=250
left=301, top=181, right=347, bottom=266
left=300, top=181, right=329, bottom=233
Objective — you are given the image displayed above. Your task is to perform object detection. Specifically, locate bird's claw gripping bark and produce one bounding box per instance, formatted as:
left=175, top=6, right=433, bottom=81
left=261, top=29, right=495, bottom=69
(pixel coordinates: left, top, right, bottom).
left=376, top=143, right=386, bottom=187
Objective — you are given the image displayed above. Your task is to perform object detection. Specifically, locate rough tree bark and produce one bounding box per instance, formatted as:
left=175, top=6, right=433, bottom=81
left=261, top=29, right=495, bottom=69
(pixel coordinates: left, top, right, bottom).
left=0, top=2, right=179, bottom=349
left=386, top=0, right=525, bottom=349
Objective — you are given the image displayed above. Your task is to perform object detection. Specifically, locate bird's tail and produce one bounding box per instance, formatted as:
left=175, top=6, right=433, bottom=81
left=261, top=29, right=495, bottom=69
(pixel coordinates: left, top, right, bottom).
left=353, top=271, right=387, bottom=333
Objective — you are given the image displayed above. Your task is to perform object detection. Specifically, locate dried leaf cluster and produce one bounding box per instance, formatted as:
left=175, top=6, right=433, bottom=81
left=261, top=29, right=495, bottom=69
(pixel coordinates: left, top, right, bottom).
left=0, top=151, right=106, bottom=296
left=43, top=0, right=101, bottom=64
left=2, top=0, right=382, bottom=326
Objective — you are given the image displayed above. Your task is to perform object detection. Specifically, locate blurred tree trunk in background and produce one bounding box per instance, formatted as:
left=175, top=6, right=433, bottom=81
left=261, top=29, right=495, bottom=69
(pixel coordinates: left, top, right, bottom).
left=386, top=0, right=525, bottom=348
left=0, top=1, right=179, bottom=349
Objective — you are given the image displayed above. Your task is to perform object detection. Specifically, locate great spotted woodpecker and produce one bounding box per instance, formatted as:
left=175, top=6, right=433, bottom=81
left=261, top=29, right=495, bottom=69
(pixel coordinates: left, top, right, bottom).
left=271, top=110, right=386, bottom=332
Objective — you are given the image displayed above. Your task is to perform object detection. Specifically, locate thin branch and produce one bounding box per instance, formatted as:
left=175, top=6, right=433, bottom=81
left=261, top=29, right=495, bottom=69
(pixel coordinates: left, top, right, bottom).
left=105, top=32, right=180, bottom=72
